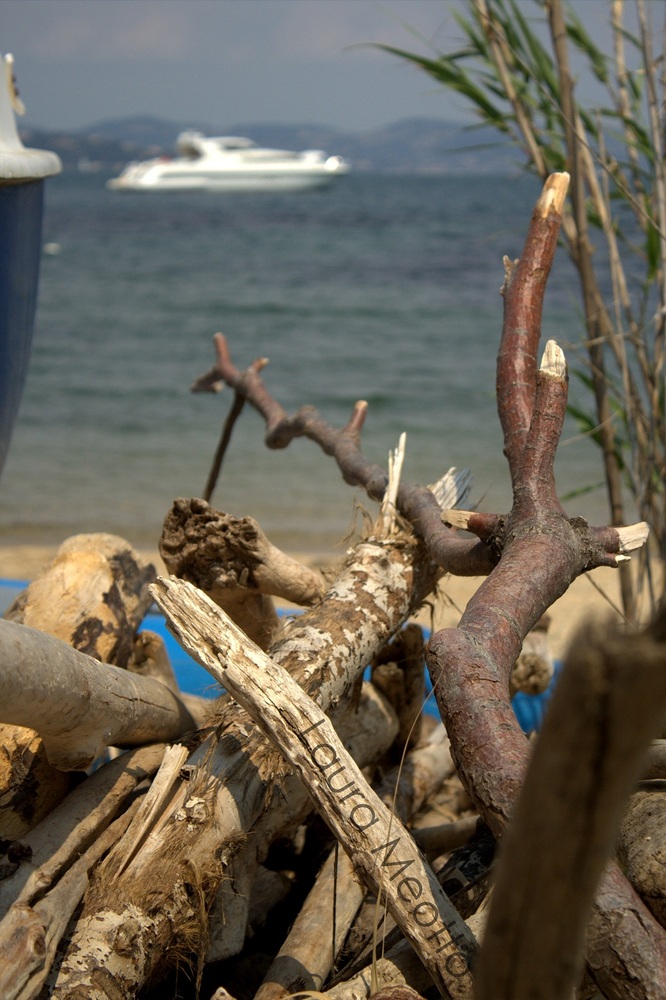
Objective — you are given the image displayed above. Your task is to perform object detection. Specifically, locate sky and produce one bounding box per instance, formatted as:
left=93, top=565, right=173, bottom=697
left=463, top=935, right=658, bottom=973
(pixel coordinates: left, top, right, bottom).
left=0, top=0, right=658, bottom=134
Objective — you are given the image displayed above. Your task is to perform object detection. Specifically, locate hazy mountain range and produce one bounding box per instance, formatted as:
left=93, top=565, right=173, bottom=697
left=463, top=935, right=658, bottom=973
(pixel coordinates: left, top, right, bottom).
left=19, top=116, right=521, bottom=175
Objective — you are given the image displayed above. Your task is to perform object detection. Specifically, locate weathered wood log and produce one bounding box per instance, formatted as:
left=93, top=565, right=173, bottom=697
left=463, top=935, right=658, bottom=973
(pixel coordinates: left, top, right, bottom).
left=160, top=497, right=328, bottom=607
left=323, top=907, right=488, bottom=1000
left=4, top=533, right=156, bottom=661
left=0, top=619, right=199, bottom=770
left=0, top=744, right=165, bottom=918
left=128, top=629, right=213, bottom=724
left=0, top=727, right=71, bottom=840
left=53, top=681, right=398, bottom=995
left=0, top=799, right=142, bottom=1000
left=1, top=533, right=158, bottom=835
left=618, top=788, right=666, bottom=929
left=48, top=531, right=436, bottom=997
left=156, top=578, right=477, bottom=1000
left=369, top=987, right=427, bottom=1000
left=324, top=757, right=479, bottom=995
left=255, top=845, right=363, bottom=1000
left=254, top=722, right=456, bottom=1000
left=160, top=498, right=328, bottom=648
left=474, top=613, right=666, bottom=998
left=205, top=680, right=399, bottom=964
left=0, top=744, right=165, bottom=998
left=412, top=817, right=479, bottom=859
left=326, top=935, right=434, bottom=1000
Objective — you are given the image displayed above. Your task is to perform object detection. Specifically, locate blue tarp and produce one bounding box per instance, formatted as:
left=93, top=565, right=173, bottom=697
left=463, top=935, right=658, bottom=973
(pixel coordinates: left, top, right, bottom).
left=1, top=580, right=559, bottom=734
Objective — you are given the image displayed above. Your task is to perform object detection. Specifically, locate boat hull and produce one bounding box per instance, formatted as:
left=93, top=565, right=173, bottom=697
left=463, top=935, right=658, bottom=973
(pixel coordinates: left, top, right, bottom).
left=0, top=179, right=46, bottom=477
left=108, top=170, right=344, bottom=193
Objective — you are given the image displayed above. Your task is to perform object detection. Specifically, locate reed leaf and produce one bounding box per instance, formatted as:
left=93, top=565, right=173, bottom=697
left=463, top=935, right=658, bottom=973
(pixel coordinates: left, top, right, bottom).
left=378, top=0, right=666, bottom=616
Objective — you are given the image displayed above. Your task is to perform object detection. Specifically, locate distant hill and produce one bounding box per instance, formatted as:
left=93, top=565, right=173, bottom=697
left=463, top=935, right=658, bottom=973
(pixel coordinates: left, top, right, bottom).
left=19, top=116, right=520, bottom=175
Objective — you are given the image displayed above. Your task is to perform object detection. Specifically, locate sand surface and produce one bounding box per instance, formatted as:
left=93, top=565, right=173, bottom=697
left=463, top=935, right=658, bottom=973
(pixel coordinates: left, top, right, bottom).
left=0, top=542, right=638, bottom=662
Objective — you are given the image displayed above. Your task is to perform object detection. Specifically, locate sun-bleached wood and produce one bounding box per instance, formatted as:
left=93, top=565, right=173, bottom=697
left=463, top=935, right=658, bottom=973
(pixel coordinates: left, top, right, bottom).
left=48, top=529, right=437, bottom=997
left=1, top=532, right=158, bottom=834
left=0, top=620, right=197, bottom=770
left=255, top=722, right=457, bottom=1000
left=154, top=576, right=477, bottom=999
left=160, top=499, right=328, bottom=649
left=204, top=679, right=400, bottom=964
left=3, top=533, right=156, bottom=661
left=0, top=745, right=165, bottom=999
left=0, top=744, right=165, bottom=917
left=0, top=801, right=141, bottom=1000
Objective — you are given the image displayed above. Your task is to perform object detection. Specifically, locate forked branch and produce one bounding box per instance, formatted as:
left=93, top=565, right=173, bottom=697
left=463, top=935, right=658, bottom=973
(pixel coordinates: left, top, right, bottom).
left=192, top=333, right=495, bottom=576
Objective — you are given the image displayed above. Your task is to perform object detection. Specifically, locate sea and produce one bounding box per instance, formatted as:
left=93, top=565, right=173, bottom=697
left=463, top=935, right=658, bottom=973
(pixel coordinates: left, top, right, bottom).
left=0, top=169, right=610, bottom=558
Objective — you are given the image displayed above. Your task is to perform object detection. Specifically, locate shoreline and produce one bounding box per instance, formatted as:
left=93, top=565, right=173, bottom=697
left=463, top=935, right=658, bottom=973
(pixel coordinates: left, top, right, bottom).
left=0, top=542, right=634, bottom=662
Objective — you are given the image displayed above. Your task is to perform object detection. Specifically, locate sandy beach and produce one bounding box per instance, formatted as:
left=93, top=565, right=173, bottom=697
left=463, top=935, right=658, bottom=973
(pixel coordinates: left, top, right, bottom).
left=0, top=541, right=637, bottom=663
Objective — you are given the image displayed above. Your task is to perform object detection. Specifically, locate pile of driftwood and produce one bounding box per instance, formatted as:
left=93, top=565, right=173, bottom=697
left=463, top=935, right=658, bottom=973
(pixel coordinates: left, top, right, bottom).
left=2, top=173, right=666, bottom=1000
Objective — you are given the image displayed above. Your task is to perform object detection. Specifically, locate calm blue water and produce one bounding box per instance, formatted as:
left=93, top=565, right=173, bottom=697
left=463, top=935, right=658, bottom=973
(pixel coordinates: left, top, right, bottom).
left=0, top=170, right=607, bottom=554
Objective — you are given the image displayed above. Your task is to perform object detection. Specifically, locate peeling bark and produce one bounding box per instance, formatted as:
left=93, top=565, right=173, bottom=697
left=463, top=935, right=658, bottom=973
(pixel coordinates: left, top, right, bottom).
left=155, top=578, right=477, bottom=1000
left=49, top=533, right=438, bottom=997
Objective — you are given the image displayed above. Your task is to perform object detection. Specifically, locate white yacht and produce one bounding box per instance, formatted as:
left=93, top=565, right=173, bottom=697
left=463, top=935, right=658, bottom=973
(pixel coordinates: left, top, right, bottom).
left=107, top=131, right=349, bottom=193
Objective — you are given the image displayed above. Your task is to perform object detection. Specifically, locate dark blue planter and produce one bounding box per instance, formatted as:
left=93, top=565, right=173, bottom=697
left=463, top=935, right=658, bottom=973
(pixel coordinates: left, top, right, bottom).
left=0, top=51, right=61, bottom=478
left=0, top=179, right=46, bottom=476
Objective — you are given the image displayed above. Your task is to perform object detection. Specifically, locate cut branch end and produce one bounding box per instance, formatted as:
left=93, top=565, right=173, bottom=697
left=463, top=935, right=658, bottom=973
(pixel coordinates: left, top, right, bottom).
left=536, top=172, right=570, bottom=218
left=441, top=509, right=473, bottom=530
left=616, top=521, right=650, bottom=554
left=539, top=339, right=567, bottom=379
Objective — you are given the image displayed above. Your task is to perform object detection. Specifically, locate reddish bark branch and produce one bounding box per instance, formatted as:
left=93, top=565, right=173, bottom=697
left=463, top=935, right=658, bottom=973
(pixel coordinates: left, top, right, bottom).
left=425, top=172, right=664, bottom=997
left=498, top=174, right=569, bottom=483
left=474, top=612, right=666, bottom=999
left=193, top=333, right=495, bottom=576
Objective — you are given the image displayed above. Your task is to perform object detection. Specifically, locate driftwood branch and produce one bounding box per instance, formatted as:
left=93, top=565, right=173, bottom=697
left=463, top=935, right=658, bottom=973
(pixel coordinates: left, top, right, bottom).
left=46, top=529, right=440, bottom=996
left=0, top=744, right=165, bottom=916
left=205, top=678, right=399, bottom=965
left=0, top=619, right=198, bottom=770
left=425, top=172, right=665, bottom=997
left=3, top=532, right=156, bottom=663
left=0, top=744, right=165, bottom=998
left=475, top=611, right=666, bottom=998
left=160, top=498, right=327, bottom=606
left=192, top=333, right=493, bottom=576
left=159, top=498, right=328, bottom=648
left=154, top=576, right=477, bottom=999
left=1, top=533, right=158, bottom=835
left=255, top=722, right=457, bottom=1000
